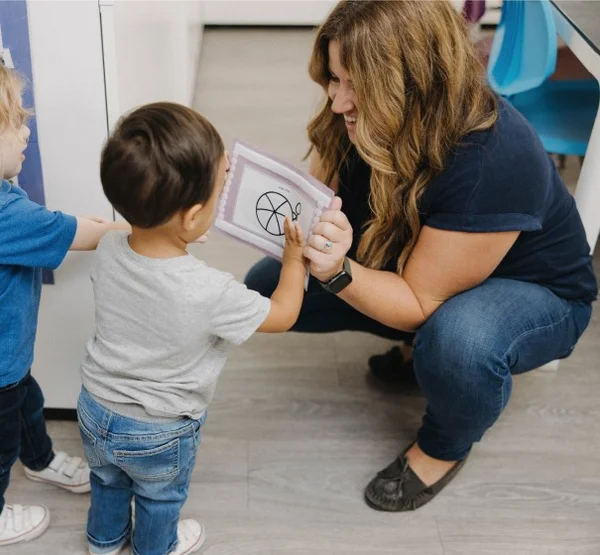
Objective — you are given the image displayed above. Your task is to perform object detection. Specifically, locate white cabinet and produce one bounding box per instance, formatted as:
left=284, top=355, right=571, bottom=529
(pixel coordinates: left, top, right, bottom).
left=25, top=0, right=203, bottom=410
left=101, top=0, right=205, bottom=128
left=27, top=1, right=114, bottom=412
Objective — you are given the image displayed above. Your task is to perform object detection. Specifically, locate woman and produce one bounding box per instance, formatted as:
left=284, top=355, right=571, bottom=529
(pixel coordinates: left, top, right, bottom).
left=245, top=0, right=597, bottom=511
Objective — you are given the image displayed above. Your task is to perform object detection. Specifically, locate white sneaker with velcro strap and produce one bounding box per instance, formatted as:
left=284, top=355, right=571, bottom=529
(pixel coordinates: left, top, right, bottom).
left=24, top=451, right=91, bottom=493
left=170, top=520, right=206, bottom=555
left=0, top=504, right=50, bottom=546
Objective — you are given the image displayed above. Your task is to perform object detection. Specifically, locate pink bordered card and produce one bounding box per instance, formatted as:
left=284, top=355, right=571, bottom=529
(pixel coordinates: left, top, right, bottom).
left=214, top=140, right=334, bottom=261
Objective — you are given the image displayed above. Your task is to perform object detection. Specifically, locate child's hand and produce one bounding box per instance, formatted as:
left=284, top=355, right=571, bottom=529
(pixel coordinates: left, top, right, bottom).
left=282, top=217, right=306, bottom=265
left=258, top=217, right=306, bottom=333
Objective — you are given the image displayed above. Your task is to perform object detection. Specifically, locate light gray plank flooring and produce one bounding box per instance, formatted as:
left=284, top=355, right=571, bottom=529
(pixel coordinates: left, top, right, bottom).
left=7, top=28, right=600, bottom=555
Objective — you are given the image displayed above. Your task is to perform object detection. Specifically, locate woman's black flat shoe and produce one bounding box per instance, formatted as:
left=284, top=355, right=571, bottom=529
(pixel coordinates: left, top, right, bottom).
left=364, top=444, right=467, bottom=512
left=368, top=346, right=418, bottom=387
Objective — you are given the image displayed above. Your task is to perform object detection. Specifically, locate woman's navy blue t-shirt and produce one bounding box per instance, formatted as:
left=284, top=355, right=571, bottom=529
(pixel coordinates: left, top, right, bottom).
left=338, top=98, right=597, bottom=303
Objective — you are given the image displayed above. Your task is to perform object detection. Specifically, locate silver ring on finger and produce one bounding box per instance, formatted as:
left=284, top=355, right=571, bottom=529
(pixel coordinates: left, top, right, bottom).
left=322, top=240, right=333, bottom=252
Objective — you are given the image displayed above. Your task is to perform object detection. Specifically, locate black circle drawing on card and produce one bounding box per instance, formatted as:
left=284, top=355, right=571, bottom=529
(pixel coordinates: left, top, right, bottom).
left=256, top=192, right=302, bottom=236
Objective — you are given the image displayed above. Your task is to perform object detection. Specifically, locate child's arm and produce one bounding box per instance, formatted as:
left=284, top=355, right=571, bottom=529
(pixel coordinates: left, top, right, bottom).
left=70, top=217, right=131, bottom=251
left=0, top=192, right=130, bottom=268
left=257, top=217, right=307, bottom=333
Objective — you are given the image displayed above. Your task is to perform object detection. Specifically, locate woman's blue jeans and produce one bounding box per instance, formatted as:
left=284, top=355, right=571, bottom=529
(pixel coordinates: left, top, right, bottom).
left=245, top=257, right=592, bottom=461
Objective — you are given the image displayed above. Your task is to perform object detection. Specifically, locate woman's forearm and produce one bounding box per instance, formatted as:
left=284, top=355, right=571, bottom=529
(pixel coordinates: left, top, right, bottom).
left=337, top=259, right=427, bottom=332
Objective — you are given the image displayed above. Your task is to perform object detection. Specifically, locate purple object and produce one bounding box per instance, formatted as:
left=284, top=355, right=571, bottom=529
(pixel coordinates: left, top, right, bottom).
left=463, top=0, right=486, bottom=23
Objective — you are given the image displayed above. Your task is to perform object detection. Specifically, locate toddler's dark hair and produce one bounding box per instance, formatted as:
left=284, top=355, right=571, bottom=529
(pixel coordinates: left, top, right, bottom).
left=101, top=102, right=224, bottom=228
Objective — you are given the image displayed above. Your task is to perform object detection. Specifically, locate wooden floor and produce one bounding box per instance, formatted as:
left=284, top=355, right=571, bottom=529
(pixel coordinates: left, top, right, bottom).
left=8, top=29, right=600, bottom=554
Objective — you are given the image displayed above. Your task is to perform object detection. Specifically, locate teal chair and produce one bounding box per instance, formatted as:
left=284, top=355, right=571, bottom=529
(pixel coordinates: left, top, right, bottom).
left=487, top=0, right=599, bottom=157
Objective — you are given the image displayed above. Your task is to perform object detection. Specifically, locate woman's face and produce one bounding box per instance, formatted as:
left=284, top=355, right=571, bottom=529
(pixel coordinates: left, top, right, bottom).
left=327, top=40, right=358, bottom=143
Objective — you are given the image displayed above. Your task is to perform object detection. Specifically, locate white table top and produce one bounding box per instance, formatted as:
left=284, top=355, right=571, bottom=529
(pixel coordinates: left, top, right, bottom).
left=552, top=1, right=600, bottom=56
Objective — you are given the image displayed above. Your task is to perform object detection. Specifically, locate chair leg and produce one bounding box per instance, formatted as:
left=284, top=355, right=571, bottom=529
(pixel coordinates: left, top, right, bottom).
left=574, top=106, right=600, bottom=252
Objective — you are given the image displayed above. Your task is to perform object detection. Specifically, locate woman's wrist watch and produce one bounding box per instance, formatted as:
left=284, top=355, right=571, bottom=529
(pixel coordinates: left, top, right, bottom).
left=318, top=257, right=353, bottom=294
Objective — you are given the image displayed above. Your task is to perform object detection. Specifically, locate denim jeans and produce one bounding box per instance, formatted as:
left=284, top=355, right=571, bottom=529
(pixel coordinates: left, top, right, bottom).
left=0, top=371, right=54, bottom=514
left=77, top=388, right=206, bottom=555
left=245, top=257, right=592, bottom=460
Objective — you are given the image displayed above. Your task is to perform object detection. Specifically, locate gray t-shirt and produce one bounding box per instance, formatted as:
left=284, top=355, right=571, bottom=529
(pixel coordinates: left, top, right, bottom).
left=80, top=231, right=271, bottom=420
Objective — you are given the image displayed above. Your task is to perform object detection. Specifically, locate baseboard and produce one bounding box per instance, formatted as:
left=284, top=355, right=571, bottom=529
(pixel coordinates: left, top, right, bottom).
left=44, top=408, right=77, bottom=421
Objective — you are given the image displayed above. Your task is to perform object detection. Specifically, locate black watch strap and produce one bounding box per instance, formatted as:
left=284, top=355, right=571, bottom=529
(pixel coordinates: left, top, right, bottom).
left=319, top=257, right=353, bottom=294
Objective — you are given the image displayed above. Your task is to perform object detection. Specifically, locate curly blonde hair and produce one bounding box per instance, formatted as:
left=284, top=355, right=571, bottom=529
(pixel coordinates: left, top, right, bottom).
left=0, top=63, right=30, bottom=133
left=308, top=0, right=498, bottom=272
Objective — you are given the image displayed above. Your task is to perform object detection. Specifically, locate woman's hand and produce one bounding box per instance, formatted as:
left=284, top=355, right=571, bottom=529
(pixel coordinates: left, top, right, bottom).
left=304, top=196, right=353, bottom=282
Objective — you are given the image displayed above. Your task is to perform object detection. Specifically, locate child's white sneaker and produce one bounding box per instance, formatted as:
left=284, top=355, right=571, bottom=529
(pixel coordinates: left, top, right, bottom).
left=170, top=520, right=206, bottom=554
left=0, top=504, right=50, bottom=546
left=24, top=451, right=91, bottom=493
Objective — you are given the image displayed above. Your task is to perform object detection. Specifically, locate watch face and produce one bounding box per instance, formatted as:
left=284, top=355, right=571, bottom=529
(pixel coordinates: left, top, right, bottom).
left=328, top=271, right=352, bottom=294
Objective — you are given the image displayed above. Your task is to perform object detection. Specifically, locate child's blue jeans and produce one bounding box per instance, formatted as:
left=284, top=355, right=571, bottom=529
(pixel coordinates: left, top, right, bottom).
left=77, top=388, right=206, bottom=555
left=245, top=257, right=593, bottom=461
left=0, top=371, right=54, bottom=514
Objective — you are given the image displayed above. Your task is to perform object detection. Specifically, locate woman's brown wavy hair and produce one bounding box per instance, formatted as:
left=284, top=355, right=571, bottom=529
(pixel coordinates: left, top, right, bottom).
left=307, top=0, right=498, bottom=271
